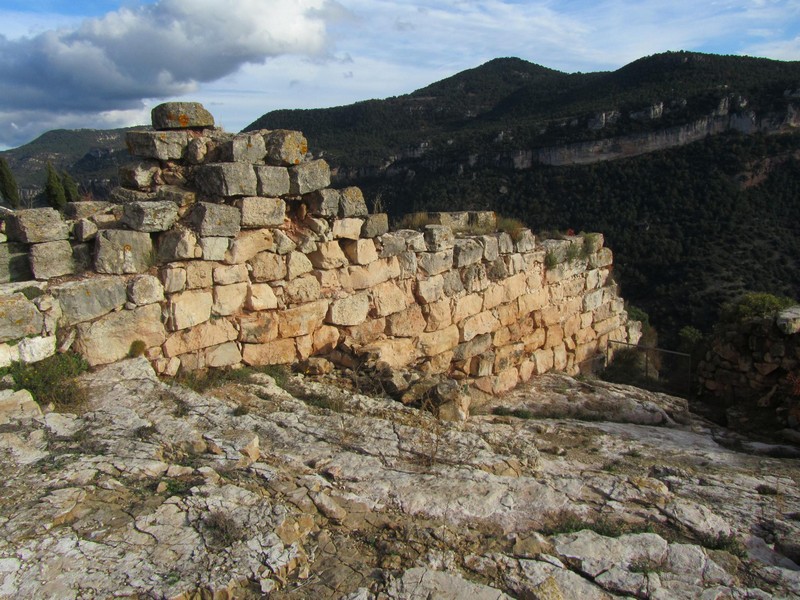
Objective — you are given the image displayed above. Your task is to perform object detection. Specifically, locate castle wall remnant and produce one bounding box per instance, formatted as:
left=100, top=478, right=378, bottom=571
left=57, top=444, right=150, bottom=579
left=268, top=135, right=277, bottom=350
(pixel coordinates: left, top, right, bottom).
left=0, top=102, right=640, bottom=396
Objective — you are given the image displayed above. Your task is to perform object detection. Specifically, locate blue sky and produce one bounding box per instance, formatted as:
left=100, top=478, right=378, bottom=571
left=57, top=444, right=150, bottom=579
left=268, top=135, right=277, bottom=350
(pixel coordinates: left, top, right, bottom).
left=1, top=0, right=799, bottom=149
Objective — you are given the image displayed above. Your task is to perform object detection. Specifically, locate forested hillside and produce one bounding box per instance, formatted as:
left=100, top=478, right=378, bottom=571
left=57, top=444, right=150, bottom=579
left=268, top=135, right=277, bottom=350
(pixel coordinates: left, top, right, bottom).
left=246, top=52, right=800, bottom=344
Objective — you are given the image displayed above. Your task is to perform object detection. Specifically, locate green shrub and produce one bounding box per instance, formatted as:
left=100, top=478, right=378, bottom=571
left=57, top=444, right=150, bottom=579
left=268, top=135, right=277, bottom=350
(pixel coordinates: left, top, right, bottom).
left=544, top=250, right=558, bottom=270
left=1, top=352, right=89, bottom=409
left=581, top=233, right=601, bottom=258
left=565, top=243, right=581, bottom=263
left=492, top=406, right=534, bottom=419
left=626, top=305, right=650, bottom=326
left=128, top=340, right=147, bottom=358
left=720, top=292, right=796, bottom=323
left=496, top=215, right=527, bottom=241
left=394, top=212, right=435, bottom=230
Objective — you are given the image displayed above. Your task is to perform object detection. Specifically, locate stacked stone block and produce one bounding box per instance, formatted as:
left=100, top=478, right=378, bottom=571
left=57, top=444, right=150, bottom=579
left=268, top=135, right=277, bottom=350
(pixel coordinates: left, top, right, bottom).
left=0, top=101, right=640, bottom=398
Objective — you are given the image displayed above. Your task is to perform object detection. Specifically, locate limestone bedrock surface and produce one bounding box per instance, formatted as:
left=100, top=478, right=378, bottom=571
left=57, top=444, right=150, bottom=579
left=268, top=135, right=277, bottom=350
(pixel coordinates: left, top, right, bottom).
left=1, top=358, right=799, bottom=599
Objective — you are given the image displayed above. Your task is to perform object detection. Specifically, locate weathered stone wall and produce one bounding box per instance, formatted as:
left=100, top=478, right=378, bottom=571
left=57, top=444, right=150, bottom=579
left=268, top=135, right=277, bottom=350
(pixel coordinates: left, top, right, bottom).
left=697, top=308, right=800, bottom=405
left=0, top=102, right=640, bottom=396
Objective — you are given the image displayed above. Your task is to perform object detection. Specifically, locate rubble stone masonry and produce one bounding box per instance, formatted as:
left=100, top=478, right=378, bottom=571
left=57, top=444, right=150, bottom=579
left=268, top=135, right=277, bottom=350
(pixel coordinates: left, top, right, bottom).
left=0, top=102, right=641, bottom=395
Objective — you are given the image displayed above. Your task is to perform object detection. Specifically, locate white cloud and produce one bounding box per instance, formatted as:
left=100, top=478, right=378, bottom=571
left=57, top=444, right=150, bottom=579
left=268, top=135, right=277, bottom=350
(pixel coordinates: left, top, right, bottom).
left=0, top=0, right=337, bottom=147
left=1, top=0, right=799, bottom=149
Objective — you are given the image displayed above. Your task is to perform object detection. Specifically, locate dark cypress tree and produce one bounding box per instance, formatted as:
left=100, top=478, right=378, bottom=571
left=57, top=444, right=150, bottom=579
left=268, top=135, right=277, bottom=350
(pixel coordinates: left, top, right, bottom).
left=61, top=170, right=80, bottom=203
left=44, top=162, right=67, bottom=211
left=0, top=157, right=20, bottom=208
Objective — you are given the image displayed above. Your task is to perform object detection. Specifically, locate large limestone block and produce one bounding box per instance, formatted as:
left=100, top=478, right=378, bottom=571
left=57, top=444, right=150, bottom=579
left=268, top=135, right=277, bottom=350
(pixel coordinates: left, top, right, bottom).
left=265, top=130, right=308, bottom=166
left=95, top=230, right=153, bottom=274
left=428, top=211, right=469, bottom=231
left=479, top=235, right=500, bottom=262
left=532, top=348, right=555, bottom=374
left=205, top=341, right=242, bottom=367
left=283, top=275, right=321, bottom=304
left=453, top=238, right=483, bottom=267
left=0, top=293, right=43, bottom=343
left=415, top=275, right=445, bottom=304
left=126, top=130, right=189, bottom=160
left=185, top=261, right=214, bottom=289
left=29, top=240, right=75, bottom=280
left=0, top=388, right=41, bottom=424
left=461, top=310, right=502, bottom=342
left=225, top=229, right=273, bottom=264
left=453, top=333, right=492, bottom=362
left=370, top=281, right=408, bottom=317
left=151, top=102, right=214, bottom=130
left=194, top=163, right=257, bottom=197
left=162, top=318, right=238, bottom=357
left=287, top=251, right=313, bottom=280
left=74, top=304, right=166, bottom=366
left=278, top=300, right=329, bottom=337
left=386, top=305, right=426, bottom=337
left=308, top=241, right=348, bottom=270
left=515, top=229, right=536, bottom=252
left=418, top=250, right=454, bottom=276
left=128, top=274, right=165, bottom=305
left=327, top=293, right=370, bottom=326
left=55, top=277, right=127, bottom=326
left=0, top=243, right=32, bottom=283
left=418, top=324, right=459, bottom=357
left=423, top=299, right=452, bottom=332
left=332, top=218, right=364, bottom=240
left=378, top=232, right=407, bottom=257
left=497, top=232, right=514, bottom=254
left=157, top=229, right=198, bottom=262
left=64, top=201, right=112, bottom=220
left=777, top=307, right=800, bottom=334
left=255, top=165, right=291, bottom=197
left=339, top=187, right=368, bottom=217
left=289, top=159, right=330, bottom=195
left=312, top=325, right=340, bottom=354
left=502, top=272, right=528, bottom=303
left=199, top=237, right=229, bottom=260
left=217, top=133, right=266, bottom=163
left=341, top=258, right=400, bottom=290
left=122, top=200, right=179, bottom=233
left=242, top=339, right=297, bottom=365
left=342, top=239, right=378, bottom=265
left=453, top=293, right=484, bottom=323
left=362, top=338, right=418, bottom=369
left=423, top=225, right=455, bottom=251
left=118, top=161, right=160, bottom=190
left=110, top=186, right=157, bottom=204
left=167, top=289, right=213, bottom=330
left=462, top=263, right=489, bottom=293
left=237, top=197, right=286, bottom=228
left=189, top=202, right=241, bottom=237
left=305, top=189, right=340, bottom=217
left=361, top=214, right=389, bottom=238
left=249, top=251, right=287, bottom=282
left=239, top=312, right=279, bottom=343
left=6, top=208, right=69, bottom=243
left=245, top=283, right=278, bottom=311
left=213, top=264, right=248, bottom=285
left=160, top=264, right=186, bottom=293
left=212, top=282, right=248, bottom=316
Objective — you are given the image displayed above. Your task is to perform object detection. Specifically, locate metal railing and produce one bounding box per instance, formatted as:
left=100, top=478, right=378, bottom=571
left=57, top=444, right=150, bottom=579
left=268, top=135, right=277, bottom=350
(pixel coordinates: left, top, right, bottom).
left=604, top=339, right=694, bottom=397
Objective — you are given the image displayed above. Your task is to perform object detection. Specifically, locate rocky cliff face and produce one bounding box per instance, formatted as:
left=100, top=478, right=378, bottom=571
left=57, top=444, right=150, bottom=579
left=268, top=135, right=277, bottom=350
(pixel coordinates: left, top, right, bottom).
left=1, top=357, right=799, bottom=598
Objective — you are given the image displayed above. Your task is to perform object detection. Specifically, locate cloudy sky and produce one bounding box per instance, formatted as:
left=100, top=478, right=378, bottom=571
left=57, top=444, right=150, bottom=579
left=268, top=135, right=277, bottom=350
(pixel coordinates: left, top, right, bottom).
left=1, top=0, right=799, bottom=149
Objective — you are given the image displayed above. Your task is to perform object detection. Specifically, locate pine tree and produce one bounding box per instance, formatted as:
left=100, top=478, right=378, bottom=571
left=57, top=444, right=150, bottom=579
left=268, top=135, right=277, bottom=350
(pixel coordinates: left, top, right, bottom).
left=44, top=162, right=66, bottom=211
left=61, top=170, right=80, bottom=203
left=0, top=157, right=20, bottom=209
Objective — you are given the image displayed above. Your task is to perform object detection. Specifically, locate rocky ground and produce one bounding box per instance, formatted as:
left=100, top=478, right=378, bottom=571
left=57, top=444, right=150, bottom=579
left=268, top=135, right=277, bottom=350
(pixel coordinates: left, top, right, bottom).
left=1, top=358, right=800, bottom=599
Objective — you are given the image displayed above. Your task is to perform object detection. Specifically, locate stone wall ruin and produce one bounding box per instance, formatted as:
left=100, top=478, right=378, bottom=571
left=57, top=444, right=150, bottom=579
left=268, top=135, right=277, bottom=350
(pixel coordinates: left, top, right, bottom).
left=0, top=102, right=641, bottom=401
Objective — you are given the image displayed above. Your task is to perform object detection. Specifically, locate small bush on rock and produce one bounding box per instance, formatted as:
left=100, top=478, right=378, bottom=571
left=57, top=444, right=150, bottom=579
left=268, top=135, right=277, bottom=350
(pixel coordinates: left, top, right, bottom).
left=1, top=352, right=89, bottom=409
